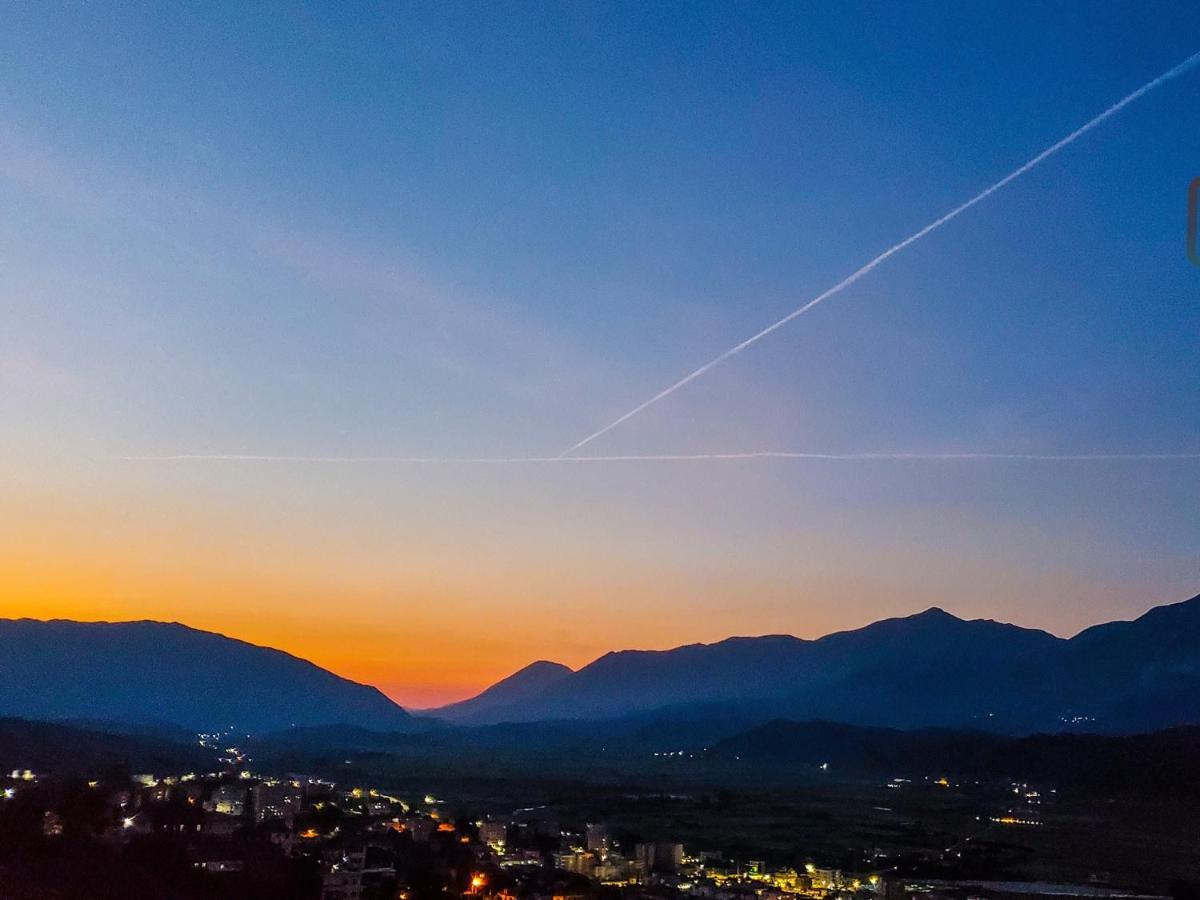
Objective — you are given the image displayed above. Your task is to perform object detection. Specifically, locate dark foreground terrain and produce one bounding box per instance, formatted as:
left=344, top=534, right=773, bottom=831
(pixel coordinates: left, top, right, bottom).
left=1, top=716, right=1198, bottom=896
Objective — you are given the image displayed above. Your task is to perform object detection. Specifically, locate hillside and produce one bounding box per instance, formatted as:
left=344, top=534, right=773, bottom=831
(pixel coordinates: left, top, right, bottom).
left=0, top=619, right=411, bottom=733
left=709, top=718, right=1200, bottom=793
left=0, top=717, right=209, bottom=775
left=427, top=660, right=574, bottom=724
left=429, top=595, right=1200, bottom=733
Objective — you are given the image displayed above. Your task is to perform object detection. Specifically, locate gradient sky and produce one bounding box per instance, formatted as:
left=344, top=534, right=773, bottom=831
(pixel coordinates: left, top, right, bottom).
left=2, top=2, right=1198, bottom=707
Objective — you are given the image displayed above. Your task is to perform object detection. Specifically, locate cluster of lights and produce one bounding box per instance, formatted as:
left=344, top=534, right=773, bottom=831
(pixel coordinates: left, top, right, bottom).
left=991, top=815, right=1042, bottom=826
left=8, top=760, right=912, bottom=899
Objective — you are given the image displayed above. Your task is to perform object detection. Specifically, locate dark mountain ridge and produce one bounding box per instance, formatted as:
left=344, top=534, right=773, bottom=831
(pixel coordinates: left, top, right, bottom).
left=426, top=660, right=574, bottom=724
left=6, top=595, right=1197, bottom=738
left=0, top=618, right=411, bottom=733
left=0, top=717, right=210, bottom=775
left=428, top=594, right=1200, bottom=733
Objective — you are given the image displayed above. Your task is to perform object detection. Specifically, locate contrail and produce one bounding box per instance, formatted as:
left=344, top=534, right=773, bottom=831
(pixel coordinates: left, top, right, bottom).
left=559, top=49, right=1200, bottom=458
left=114, top=451, right=1200, bottom=464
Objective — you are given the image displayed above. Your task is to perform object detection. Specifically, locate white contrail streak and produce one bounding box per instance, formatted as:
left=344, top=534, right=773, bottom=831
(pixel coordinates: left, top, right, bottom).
left=114, top=451, right=1200, bottom=464
left=558, top=50, right=1200, bottom=458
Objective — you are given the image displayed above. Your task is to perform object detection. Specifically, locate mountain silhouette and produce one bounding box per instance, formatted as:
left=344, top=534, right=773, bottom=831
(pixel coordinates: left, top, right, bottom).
left=427, top=595, right=1200, bottom=733
left=426, top=660, right=573, bottom=724
left=1049, top=594, right=1200, bottom=731
left=6, top=595, right=1198, bottom=737
left=0, top=619, right=410, bottom=733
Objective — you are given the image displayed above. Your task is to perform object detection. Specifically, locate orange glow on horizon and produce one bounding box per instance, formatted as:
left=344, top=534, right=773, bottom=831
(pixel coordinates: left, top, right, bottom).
left=0, top=481, right=1136, bottom=709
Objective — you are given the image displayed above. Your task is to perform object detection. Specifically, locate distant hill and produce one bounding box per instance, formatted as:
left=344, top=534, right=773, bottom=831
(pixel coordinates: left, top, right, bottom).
left=0, top=717, right=209, bottom=775
left=427, top=660, right=574, bottom=724
left=0, top=619, right=411, bottom=733
left=709, top=718, right=1200, bottom=794
left=237, top=712, right=1200, bottom=802
left=427, top=595, right=1200, bottom=733
left=1051, top=595, right=1200, bottom=731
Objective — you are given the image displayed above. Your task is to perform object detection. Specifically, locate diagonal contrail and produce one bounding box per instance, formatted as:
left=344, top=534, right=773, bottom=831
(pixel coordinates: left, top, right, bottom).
left=114, top=451, right=1200, bottom=464
left=559, top=49, right=1200, bottom=458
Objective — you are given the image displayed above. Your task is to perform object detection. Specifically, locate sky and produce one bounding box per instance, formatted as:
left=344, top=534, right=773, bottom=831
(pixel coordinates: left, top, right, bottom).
left=1, top=2, right=1198, bottom=707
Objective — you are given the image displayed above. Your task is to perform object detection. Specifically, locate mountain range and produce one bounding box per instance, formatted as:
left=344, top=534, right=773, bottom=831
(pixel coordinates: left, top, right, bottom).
left=2, top=594, right=1198, bottom=736
left=429, top=594, right=1200, bottom=734
left=417, top=660, right=574, bottom=722
left=0, top=619, right=411, bottom=733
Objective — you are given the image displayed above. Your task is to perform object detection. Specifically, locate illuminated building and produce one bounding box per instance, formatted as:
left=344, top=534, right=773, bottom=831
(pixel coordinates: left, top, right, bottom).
left=479, top=821, right=507, bottom=848
left=585, top=822, right=610, bottom=852
left=252, top=782, right=302, bottom=823
left=553, top=851, right=597, bottom=876
left=635, top=842, right=684, bottom=874
left=207, top=784, right=246, bottom=816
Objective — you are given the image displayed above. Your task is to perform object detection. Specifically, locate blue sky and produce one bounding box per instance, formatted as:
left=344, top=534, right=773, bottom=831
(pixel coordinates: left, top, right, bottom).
left=1, top=2, right=1198, bottom=703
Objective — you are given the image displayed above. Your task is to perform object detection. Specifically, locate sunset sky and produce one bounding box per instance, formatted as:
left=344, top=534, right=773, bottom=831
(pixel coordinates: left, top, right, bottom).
left=2, top=3, right=1198, bottom=707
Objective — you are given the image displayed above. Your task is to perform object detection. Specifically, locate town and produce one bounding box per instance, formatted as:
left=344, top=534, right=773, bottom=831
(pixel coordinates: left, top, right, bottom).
left=0, top=731, right=1158, bottom=900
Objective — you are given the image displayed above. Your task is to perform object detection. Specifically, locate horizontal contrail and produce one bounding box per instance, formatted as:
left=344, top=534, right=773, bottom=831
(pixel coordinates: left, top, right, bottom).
left=559, top=49, right=1200, bottom=458
left=113, top=451, right=1200, bottom=464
